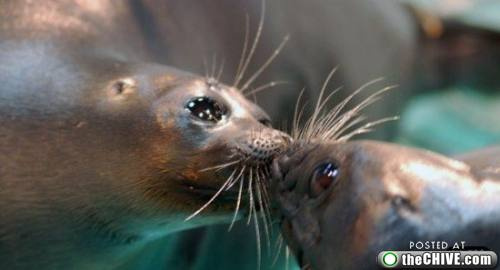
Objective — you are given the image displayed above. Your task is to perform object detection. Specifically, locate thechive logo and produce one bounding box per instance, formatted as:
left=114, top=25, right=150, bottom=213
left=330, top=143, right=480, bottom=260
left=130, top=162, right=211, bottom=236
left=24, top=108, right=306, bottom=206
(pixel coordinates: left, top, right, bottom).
left=377, top=251, right=498, bottom=269
left=381, top=252, right=398, bottom=268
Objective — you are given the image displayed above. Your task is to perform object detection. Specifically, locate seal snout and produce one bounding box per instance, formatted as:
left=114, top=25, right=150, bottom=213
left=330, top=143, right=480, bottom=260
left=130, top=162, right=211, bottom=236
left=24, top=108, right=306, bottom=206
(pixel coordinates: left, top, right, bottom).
left=235, top=129, right=292, bottom=166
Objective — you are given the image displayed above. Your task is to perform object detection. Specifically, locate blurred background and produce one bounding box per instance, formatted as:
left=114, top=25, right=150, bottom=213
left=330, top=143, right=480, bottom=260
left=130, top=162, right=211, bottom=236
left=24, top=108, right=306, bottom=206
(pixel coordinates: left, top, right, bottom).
left=8, top=0, right=499, bottom=269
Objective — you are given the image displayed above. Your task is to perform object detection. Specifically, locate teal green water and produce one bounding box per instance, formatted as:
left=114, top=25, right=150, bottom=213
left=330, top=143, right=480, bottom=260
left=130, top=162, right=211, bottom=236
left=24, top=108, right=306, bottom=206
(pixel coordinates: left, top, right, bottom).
left=396, top=87, right=500, bottom=154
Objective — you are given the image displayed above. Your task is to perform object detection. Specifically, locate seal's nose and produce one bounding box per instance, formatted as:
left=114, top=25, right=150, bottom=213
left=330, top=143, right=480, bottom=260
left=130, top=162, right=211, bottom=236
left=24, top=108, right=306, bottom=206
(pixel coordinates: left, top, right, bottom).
left=280, top=133, right=293, bottom=146
left=270, top=130, right=292, bottom=152
left=272, top=142, right=320, bottom=186
left=233, top=128, right=292, bottom=166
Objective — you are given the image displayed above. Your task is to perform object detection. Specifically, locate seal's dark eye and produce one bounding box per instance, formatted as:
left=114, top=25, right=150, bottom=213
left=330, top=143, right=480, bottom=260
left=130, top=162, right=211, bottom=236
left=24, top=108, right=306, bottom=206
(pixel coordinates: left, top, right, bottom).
left=310, top=162, right=339, bottom=198
left=185, top=96, right=227, bottom=123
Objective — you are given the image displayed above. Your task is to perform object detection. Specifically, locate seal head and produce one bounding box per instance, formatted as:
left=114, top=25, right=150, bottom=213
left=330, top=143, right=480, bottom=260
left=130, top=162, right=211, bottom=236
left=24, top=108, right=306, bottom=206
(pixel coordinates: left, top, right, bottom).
left=272, top=140, right=500, bottom=270
left=0, top=43, right=290, bottom=268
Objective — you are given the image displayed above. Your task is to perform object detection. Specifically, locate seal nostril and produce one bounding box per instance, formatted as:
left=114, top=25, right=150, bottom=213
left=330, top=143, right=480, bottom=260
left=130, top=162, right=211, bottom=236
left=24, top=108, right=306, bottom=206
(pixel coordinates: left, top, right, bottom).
left=281, top=134, right=292, bottom=145
left=114, top=81, right=125, bottom=94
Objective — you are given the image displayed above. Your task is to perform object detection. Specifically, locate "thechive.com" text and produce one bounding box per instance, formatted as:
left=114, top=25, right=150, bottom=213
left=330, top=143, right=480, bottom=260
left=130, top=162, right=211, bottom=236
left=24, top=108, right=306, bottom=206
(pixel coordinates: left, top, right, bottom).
left=377, top=251, right=497, bottom=269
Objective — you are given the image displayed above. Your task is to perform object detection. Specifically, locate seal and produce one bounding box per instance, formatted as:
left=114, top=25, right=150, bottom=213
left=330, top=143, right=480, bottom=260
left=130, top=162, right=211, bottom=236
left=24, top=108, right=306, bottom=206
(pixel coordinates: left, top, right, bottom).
left=272, top=141, right=500, bottom=270
left=0, top=1, right=414, bottom=268
left=0, top=31, right=290, bottom=270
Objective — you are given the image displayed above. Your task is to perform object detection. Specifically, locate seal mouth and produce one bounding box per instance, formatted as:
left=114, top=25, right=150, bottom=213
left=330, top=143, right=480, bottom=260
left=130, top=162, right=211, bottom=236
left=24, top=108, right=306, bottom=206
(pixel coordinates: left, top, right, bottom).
left=180, top=182, right=240, bottom=200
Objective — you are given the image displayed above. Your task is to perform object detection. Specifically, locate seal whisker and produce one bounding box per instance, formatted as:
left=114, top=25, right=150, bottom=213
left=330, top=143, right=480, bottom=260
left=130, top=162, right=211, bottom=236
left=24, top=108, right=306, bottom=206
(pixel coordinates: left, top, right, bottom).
left=226, top=164, right=247, bottom=191
left=258, top=169, right=273, bottom=230
left=185, top=169, right=237, bottom=221
left=317, top=85, right=396, bottom=140
left=292, top=88, right=307, bottom=139
left=234, top=14, right=250, bottom=86
left=234, top=0, right=265, bottom=88
left=296, top=76, right=391, bottom=141
left=211, top=53, right=218, bottom=79
left=244, top=80, right=289, bottom=97
left=302, top=78, right=380, bottom=140
left=216, top=58, right=226, bottom=82
left=258, top=169, right=272, bottom=214
left=315, top=104, right=368, bottom=140
left=203, top=56, right=210, bottom=80
left=240, top=35, right=290, bottom=92
left=271, top=233, right=283, bottom=266
left=301, top=86, right=343, bottom=140
left=251, top=92, right=258, bottom=104
left=251, top=182, right=263, bottom=270
left=247, top=170, right=255, bottom=225
left=301, top=68, right=338, bottom=140
left=337, top=116, right=399, bottom=142
left=228, top=169, right=246, bottom=231
left=198, top=159, right=241, bottom=172
left=255, top=169, right=272, bottom=252
left=320, top=115, right=366, bottom=140
left=303, top=77, right=384, bottom=139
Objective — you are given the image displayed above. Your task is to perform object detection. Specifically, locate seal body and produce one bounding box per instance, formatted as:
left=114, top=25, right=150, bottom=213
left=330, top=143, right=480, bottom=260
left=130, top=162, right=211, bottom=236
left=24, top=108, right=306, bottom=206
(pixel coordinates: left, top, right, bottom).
left=0, top=6, right=291, bottom=270
left=272, top=141, right=500, bottom=270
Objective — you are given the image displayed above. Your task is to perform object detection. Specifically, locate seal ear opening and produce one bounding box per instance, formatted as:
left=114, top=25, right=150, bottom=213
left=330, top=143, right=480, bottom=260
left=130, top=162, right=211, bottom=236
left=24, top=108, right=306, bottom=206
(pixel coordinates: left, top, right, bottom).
left=108, top=78, right=137, bottom=98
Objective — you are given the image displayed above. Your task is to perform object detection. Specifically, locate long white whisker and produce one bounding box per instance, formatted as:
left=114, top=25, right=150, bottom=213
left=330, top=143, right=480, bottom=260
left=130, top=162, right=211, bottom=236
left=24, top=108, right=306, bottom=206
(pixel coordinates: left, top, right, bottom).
left=228, top=171, right=245, bottom=231
left=292, top=88, right=306, bottom=139
left=258, top=170, right=273, bottom=228
left=185, top=169, right=236, bottom=221
left=304, top=68, right=337, bottom=139
left=226, top=164, right=247, bottom=190
left=256, top=170, right=271, bottom=252
left=247, top=170, right=254, bottom=225
left=337, top=116, right=399, bottom=142
left=244, top=80, right=289, bottom=97
left=199, top=159, right=240, bottom=172
left=271, top=234, right=283, bottom=266
left=321, top=85, right=396, bottom=140
left=203, top=56, right=209, bottom=79
left=211, top=54, right=217, bottom=79
left=252, top=190, right=262, bottom=270
left=300, top=77, right=387, bottom=141
left=240, top=35, right=290, bottom=92
left=303, top=86, right=343, bottom=139
left=216, top=58, right=225, bottom=82
left=234, top=0, right=265, bottom=88
left=295, top=98, right=311, bottom=140
left=322, top=116, right=366, bottom=141
left=234, top=14, right=250, bottom=86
